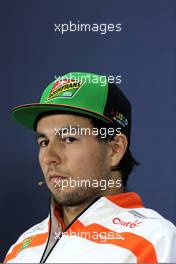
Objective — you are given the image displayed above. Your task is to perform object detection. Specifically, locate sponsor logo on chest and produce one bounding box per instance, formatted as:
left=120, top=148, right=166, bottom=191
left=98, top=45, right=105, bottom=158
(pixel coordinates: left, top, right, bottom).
left=113, top=217, right=142, bottom=228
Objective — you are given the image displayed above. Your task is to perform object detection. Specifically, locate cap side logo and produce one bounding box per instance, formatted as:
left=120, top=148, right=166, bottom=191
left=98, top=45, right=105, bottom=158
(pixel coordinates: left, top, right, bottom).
left=110, top=108, right=128, bottom=127
left=47, top=79, right=84, bottom=100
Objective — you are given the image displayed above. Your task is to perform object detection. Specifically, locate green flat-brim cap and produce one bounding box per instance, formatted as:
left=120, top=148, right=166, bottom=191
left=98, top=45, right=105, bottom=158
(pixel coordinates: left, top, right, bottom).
left=11, top=72, right=131, bottom=144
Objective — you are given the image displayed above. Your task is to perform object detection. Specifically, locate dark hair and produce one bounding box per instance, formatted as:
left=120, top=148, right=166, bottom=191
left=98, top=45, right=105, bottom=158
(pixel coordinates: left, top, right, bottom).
left=89, top=118, right=140, bottom=187
left=34, top=110, right=140, bottom=186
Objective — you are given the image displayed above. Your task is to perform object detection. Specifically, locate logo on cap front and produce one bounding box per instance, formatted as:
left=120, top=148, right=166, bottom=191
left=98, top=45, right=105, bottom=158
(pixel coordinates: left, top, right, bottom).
left=47, top=79, right=84, bottom=100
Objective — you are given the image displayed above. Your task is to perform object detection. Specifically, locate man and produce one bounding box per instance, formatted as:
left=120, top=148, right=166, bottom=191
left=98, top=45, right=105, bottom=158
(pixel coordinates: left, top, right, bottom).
left=4, top=72, right=176, bottom=263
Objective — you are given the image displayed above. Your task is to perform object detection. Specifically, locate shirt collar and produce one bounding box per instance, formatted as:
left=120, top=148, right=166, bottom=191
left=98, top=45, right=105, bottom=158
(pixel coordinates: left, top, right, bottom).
left=50, top=192, right=144, bottom=228
left=106, top=192, right=144, bottom=208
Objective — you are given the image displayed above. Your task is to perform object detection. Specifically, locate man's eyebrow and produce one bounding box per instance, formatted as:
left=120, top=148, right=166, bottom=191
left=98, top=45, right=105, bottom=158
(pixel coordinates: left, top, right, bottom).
left=35, top=132, right=47, bottom=140
left=58, top=125, right=81, bottom=133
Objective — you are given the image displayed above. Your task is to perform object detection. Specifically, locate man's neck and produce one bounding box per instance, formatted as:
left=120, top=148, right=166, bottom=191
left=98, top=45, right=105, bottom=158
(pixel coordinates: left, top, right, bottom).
left=63, top=197, right=98, bottom=228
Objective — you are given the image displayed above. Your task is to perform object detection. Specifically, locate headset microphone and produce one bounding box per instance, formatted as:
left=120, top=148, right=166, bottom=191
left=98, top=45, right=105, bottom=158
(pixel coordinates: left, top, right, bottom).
left=38, top=181, right=45, bottom=186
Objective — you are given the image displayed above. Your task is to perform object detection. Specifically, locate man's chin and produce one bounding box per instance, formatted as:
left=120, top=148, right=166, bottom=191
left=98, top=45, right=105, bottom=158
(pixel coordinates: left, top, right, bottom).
left=51, top=189, right=92, bottom=206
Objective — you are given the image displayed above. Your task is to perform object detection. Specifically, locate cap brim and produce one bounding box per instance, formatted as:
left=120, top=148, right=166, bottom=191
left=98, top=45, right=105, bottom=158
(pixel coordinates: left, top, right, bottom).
left=11, top=103, right=112, bottom=130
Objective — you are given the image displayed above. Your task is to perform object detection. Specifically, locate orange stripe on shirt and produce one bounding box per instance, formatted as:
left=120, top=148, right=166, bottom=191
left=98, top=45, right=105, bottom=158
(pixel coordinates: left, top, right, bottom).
left=106, top=192, right=144, bottom=209
left=66, top=220, right=158, bottom=263
left=4, top=232, right=48, bottom=263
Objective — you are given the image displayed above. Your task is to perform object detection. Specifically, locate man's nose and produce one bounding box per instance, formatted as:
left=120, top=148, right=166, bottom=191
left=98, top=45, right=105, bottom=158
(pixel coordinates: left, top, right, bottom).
left=43, top=141, right=62, bottom=165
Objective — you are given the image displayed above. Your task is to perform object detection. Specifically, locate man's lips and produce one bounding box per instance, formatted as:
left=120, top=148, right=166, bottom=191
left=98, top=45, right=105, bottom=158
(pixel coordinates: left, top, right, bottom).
left=49, top=175, right=67, bottom=182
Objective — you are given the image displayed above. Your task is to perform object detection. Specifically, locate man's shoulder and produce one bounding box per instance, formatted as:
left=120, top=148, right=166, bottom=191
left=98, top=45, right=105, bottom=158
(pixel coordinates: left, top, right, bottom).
left=101, top=192, right=176, bottom=232
left=4, top=216, right=49, bottom=263
left=127, top=206, right=176, bottom=229
left=17, top=216, right=49, bottom=241
left=136, top=207, right=176, bottom=234
left=23, top=216, right=49, bottom=235
left=94, top=194, right=176, bottom=237
left=8, top=216, right=49, bottom=250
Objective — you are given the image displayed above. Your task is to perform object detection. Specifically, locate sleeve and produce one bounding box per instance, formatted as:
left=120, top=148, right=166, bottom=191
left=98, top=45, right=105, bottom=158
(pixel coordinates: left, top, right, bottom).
left=155, top=221, right=176, bottom=262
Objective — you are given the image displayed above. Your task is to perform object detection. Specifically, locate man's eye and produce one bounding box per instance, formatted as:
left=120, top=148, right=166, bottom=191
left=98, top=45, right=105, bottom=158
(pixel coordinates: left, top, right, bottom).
left=63, top=137, right=77, bottom=143
left=38, top=140, right=49, bottom=147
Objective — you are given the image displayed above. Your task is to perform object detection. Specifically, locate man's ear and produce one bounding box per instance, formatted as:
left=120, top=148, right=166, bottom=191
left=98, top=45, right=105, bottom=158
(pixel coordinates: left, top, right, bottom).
left=109, top=133, right=128, bottom=167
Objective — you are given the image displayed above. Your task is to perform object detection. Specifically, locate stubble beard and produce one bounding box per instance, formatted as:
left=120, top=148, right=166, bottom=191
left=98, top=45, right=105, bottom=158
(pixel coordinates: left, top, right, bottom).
left=51, top=156, right=110, bottom=206
left=51, top=174, right=108, bottom=206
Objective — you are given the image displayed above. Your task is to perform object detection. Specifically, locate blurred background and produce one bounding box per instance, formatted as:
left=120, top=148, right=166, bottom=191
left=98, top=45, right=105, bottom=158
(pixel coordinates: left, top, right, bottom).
left=1, top=0, right=176, bottom=261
